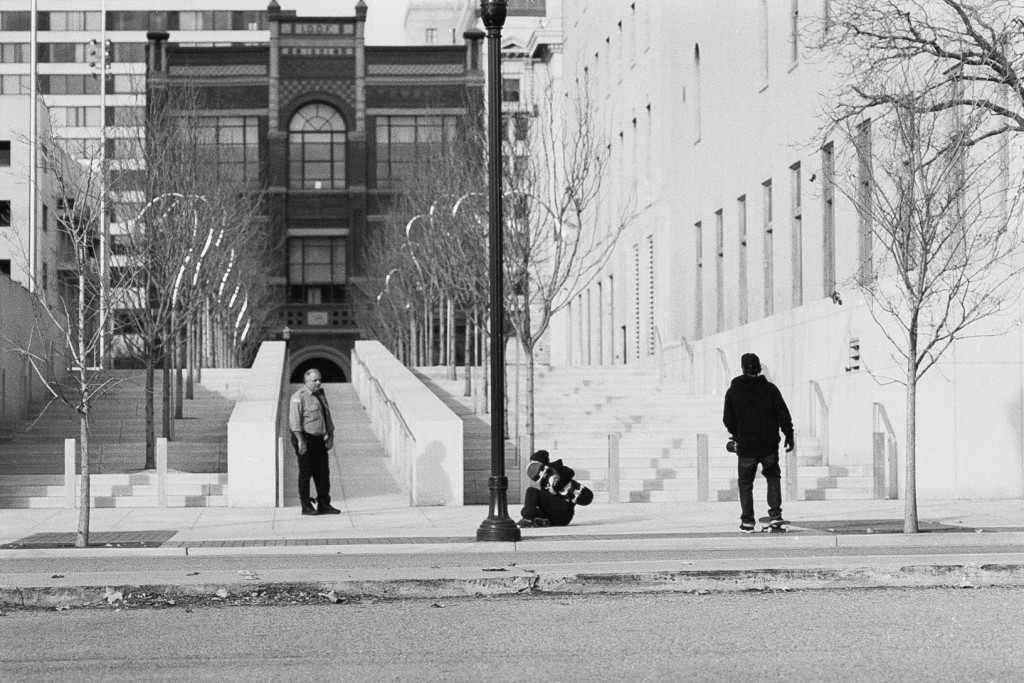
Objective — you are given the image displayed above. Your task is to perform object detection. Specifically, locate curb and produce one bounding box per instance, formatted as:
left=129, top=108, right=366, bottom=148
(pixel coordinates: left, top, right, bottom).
left=6, top=563, right=1024, bottom=608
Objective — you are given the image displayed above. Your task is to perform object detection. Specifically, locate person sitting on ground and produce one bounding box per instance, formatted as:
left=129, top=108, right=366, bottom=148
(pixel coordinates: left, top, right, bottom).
left=518, top=450, right=592, bottom=528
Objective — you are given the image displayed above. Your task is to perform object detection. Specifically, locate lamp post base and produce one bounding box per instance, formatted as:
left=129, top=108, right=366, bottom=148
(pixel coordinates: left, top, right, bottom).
left=476, top=475, right=521, bottom=542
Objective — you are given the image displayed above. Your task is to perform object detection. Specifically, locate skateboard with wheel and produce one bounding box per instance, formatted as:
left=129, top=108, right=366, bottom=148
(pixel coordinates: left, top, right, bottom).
left=759, top=516, right=791, bottom=533
left=527, top=451, right=594, bottom=506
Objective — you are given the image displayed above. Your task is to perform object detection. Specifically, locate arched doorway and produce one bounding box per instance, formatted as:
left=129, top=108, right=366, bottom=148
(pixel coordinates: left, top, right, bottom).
left=290, top=358, right=347, bottom=384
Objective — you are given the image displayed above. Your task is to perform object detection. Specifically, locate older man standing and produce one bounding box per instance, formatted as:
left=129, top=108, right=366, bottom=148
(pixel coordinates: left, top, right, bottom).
left=289, top=368, right=341, bottom=516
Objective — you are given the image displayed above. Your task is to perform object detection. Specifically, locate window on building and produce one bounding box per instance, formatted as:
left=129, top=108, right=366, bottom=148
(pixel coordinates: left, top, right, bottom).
left=375, top=115, right=458, bottom=186
left=107, top=11, right=150, bottom=31
left=759, top=0, right=769, bottom=87
left=287, top=237, right=346, bottom=304
left=38, top=42, right=86, bottom=63
left=0, top=259, right=10, bottom=276
left=42, top=204, right=48, bottom=233
left=289, top=104, right=346, bottom=190
left=856, top=120, right=873, bottom=283
left=762, top=179, right=774, bottom=317
left=0, top=74, right=31, bottom=95
left=791, top=162, right=802, bottom=307
left=0, top=11, right=30, bottom=31
left=196, top=116, right=261, bottom=186
left=715, top=209, right=724, bottom=332
left=39, top=75, right=101, bottom=95
left=822, top=142, right=836, bottom=297
left=106, top=105, right=145, bottom=127
left=513, top=113, right=530, bottom=141
left=46, top=12, right=102, bottom=32
left=737, top=195, right=748, bottom=325
left=112, top=74, right=140, bottom=94
left=41, top=262, right=48, bottom=291
left=111, top=43, right=146, bottom=62
left=0, top=141, right=10, bottom=166
left=694, top=221, right=703, bottom=339
left=693, top=44, right=702, bottom=143
left=1, top=43, right=29, bottom=63
left=501, top=78, right=521, bottom=103
left=57, top=106, right=101, bottom=127
left=789, top=0, right=800, bottom=64
left=425, top=27, right=437, bottom=44
left=0, top=200, right=11, bottom=227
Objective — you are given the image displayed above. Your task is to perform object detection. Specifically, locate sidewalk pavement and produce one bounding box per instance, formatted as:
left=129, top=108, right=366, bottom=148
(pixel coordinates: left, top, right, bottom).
left=3, top=498, right=1024, bottom=607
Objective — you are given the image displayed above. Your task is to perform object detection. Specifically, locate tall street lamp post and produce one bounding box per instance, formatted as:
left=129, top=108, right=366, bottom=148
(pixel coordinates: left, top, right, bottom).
left=477, top=0, right=520, bottom=542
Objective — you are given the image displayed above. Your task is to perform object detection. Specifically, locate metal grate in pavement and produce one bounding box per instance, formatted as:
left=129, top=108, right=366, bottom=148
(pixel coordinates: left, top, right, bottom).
left=2, top=530, right=178, bottom=549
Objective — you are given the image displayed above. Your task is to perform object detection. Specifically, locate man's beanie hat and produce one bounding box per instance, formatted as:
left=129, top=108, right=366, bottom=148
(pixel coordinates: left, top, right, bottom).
left=741, top=353, right=761, bottom=374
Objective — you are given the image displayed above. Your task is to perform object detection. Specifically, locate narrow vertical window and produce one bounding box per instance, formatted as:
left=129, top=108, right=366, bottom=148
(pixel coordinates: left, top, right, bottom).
left=856, top=120, right=873, bottom=283
left=694, top=222, right=704, bottom=339
left=789, top=0, right=799, bottom=64
left=693, top=44, right=702, bottom=142
left=737, top=195, right=748, bottom=325
left=646, top=235, right=655, bottom=355
left=715, top=210, right=724, bottom=333
left=791, top=162, right=803, bottom=307
left=762, top=181, right=774, bottom=317
left=632, top=244, right=641, bottom=360
left=596, top=281, right=604, bottom=365
left=821, top=142, right=836, bottom=297
left=759, top=0, right=769, bottom=88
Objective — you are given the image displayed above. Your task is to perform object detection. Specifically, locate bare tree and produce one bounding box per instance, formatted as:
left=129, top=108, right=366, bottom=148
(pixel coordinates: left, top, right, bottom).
left=501, top=75, right=635, bottom=456
left=826, top=65, right=1024, bottom=531
left=816, top=0, right=1024, bottom=144
left=1, top=139, right=122, bottom=548
left=111, top=83, right=271, bottom=468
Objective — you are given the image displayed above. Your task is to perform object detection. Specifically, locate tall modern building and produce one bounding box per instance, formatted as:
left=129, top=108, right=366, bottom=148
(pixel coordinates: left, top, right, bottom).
left=555, top=0, right=1024, bottom=500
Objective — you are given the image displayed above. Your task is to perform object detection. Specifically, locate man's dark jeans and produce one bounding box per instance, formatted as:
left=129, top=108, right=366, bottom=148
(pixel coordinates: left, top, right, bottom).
left=737, top=450, right=782, bottom=525
left=521, top=487, right=574, bottom=526
left=292, top=432, right=331, bottom=508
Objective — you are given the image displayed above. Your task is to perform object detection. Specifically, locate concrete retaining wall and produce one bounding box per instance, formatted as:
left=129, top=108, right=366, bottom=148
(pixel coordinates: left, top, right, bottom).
left=226, top=341, right=287, bottom=507
left=352, top=341, right=463, bottom=506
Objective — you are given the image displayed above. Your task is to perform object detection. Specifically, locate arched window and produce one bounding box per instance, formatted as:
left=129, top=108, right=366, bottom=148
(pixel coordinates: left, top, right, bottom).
left=289, top=103, right=346, bottom=190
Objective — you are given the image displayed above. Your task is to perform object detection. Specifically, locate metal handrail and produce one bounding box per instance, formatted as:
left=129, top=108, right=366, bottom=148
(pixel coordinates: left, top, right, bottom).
left=354, top=352, right=414, bottom=443
left=809, top=379, right=829, bottom=462
left=873, top=402, right=896, bottom=442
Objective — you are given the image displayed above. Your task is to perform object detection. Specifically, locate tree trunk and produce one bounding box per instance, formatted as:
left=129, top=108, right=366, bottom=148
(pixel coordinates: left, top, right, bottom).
left=524, top=337, right=536, bottom=459
left=175, top=320, right=184, bottom=418
left=145, top=344, right=156, bottom=469
left=162, top=324, right=172, bottom=440
left=904, top=366, right=919, bottom=533
left=186, top=312, right=195, bottom=400
left=464, top=310, right=473, bottom=398
left=76, top=407, right=90, bottom=548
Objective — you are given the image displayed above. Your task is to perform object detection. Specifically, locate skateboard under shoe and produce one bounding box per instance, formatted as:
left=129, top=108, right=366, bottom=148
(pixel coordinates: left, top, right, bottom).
left=759, top=516, right=791, bottom=533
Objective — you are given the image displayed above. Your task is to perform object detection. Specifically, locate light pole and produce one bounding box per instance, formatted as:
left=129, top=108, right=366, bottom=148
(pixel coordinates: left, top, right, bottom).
left=476, top=0, right=520, bottom=542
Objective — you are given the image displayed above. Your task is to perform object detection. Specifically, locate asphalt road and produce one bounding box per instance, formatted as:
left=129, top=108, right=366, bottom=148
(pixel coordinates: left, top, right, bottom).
left=3, top=588, right=1024, bottom=682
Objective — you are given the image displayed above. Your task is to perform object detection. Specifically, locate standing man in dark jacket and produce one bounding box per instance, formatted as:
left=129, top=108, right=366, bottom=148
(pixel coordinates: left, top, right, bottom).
left=723, top=353, right=794, bottom=532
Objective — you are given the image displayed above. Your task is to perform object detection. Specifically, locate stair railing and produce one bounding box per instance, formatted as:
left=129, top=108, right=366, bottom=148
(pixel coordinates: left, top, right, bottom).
left=808, top=379, right=829, bottom=465
left=872, top=402, right=899, bottom=499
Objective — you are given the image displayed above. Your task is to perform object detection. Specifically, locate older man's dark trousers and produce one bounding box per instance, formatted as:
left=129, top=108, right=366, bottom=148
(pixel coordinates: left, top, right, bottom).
left=292, top=433, right=331, bottom=509
left=737, top=450, right=782, bottom=526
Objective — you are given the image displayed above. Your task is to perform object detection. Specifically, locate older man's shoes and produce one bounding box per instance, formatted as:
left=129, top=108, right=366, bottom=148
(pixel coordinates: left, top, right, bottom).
left=318, top=504, right=342, bottom=515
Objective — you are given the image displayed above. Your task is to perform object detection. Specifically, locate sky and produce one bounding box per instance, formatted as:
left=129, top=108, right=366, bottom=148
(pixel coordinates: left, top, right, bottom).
left=293, top=0, right=411, bottom=45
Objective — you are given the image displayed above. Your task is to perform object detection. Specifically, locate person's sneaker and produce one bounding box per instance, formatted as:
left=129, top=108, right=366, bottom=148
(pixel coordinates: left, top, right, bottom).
left=301, top=506, right=318, bottom=516
left=534, top=518, right=550, bottom=527
left=517, top=517, right=536, bottom=528
left=317, top=504, right=342, bottom=515
left=739, top=523, right=756, bottom=533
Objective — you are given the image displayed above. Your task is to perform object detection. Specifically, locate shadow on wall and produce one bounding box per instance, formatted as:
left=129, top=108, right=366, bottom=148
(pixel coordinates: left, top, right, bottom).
left=290, top=359, right=347, bottom=384
left=417, top=440, right=454, bottom=505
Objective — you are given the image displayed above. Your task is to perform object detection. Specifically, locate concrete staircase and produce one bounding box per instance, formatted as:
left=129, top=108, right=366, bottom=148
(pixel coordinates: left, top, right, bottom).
left=0, top=370, right=234, bottom=508
left=417, top=364, right=874, bottom=504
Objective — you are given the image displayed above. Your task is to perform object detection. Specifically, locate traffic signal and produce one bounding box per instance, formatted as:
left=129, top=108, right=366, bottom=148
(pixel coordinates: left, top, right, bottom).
left=86, top=39, right=113, bottom=71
